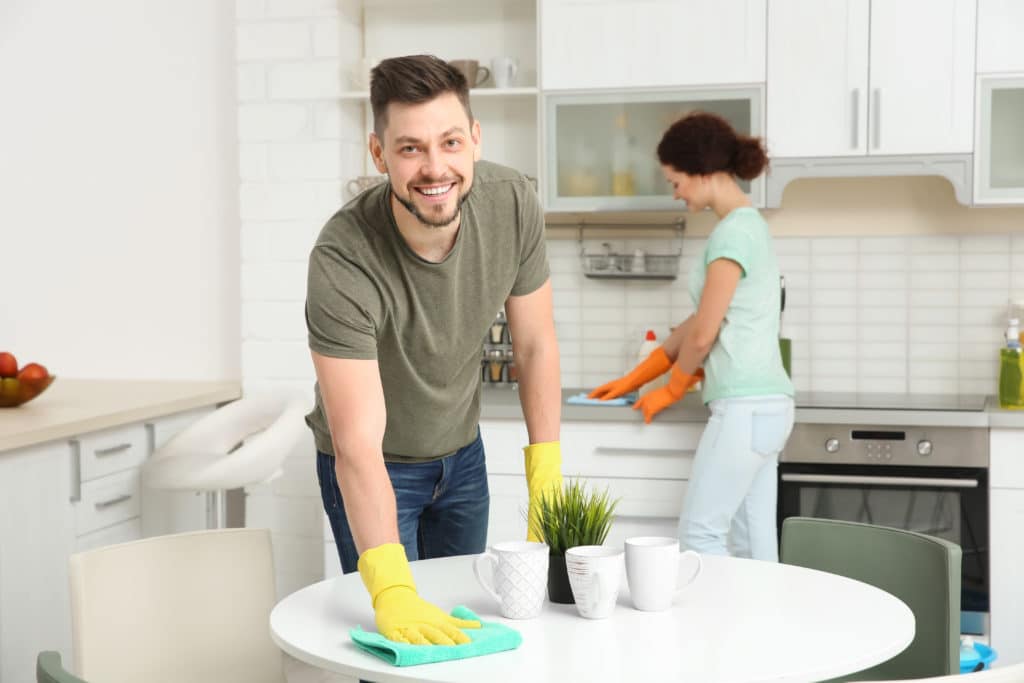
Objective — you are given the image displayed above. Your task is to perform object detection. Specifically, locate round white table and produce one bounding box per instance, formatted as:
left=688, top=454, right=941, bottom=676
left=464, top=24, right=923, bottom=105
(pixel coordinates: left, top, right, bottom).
left=270, top=554, right=914, bottom=683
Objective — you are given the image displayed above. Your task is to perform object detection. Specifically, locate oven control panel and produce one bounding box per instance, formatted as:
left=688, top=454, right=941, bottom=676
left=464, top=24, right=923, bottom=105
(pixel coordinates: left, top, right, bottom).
left=781, top=424, right=988, bottom=467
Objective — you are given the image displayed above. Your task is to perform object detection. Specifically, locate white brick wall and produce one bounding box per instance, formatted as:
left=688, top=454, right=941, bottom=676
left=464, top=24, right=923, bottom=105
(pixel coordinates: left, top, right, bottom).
left=555, top=233, right=1022, bottom=396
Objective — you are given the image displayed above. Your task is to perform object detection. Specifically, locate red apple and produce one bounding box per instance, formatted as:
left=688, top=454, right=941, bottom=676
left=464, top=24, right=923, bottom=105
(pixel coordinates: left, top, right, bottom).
left=0, top=352, right=17, bottom=378
left=17, top=363, right=48, bottom=381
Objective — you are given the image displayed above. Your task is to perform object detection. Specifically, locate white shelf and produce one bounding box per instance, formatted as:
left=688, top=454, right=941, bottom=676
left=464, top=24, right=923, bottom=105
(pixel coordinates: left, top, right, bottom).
left=338, top=87, right=538, bottom=101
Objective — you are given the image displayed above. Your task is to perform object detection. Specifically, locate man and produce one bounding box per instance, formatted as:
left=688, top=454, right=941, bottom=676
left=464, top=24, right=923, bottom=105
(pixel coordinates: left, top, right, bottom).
left=305, top=55, right=562, bottom=646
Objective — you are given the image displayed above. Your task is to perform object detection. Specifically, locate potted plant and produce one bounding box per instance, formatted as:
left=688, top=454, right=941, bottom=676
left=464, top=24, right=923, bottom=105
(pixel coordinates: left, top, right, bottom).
left=528, top=479, right=620, bottom=604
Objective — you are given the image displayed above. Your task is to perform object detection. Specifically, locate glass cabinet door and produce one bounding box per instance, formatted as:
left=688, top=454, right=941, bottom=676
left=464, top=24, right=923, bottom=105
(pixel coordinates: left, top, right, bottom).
left=543, top=87, right=763, bottom=211
left=975, top=76, right=1024, bottom=204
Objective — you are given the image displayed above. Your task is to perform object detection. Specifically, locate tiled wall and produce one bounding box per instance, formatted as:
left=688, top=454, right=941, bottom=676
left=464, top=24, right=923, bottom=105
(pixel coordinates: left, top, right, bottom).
left=557, top=233, right=1023, bottom=396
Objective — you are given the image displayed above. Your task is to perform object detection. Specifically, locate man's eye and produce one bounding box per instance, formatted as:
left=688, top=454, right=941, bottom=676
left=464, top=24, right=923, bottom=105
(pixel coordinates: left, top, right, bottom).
left=401, top=145, right=418, bottom=154
left=445, top=139, right=461, bottom=148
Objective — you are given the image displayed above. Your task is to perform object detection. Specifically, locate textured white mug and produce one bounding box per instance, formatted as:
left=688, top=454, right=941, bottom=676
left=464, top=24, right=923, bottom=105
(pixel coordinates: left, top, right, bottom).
left=624, top=536, right=702, bottom=612
left=473, top=541, right=549, bottom=619
left=565, top=545, right=624, bottom=619
left=490, top=56, right=519, bottom=88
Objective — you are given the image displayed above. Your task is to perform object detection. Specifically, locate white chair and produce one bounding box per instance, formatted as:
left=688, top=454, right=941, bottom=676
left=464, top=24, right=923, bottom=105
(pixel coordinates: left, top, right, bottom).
left=143, top=393, right=308, bottom=528
left=69, top=528, right=284, bottom=683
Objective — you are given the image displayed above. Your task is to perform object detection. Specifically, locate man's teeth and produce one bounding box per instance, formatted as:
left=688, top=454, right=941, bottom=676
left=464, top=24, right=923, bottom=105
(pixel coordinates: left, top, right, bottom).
left=419, top=184, right=452, bottom=196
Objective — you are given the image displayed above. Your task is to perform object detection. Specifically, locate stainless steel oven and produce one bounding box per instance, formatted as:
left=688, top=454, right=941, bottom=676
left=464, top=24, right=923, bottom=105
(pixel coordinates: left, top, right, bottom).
left=778, top=412, right=989, bottom=634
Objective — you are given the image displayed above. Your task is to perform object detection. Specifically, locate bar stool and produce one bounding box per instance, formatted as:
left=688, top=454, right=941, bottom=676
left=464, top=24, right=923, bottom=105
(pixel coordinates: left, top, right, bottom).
left=143, top=393, right=308, bottom=528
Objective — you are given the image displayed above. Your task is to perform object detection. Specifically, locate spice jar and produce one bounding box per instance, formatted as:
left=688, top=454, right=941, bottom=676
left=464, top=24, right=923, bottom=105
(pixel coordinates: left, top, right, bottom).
left=489, top=311, right=506, bottom=344
left=488, top=349, right=505, bottom=383
left=505, top=350, right=518, bottom=383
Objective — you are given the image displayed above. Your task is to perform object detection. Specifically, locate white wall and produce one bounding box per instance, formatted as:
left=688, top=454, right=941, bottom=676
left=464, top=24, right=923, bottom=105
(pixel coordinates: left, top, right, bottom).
left=0, top=0, right=240, bottom=380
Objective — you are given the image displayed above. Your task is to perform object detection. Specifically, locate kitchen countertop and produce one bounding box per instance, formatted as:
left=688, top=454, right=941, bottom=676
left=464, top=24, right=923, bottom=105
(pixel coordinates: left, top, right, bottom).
left=0, top=378, right=242, bottom=453
left=483, top=387, right=1023, bottom=429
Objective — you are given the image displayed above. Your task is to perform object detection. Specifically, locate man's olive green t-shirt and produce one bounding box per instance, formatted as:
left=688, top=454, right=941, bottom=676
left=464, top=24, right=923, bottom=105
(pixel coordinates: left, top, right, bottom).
left=305, top=160, right=549, bottom=462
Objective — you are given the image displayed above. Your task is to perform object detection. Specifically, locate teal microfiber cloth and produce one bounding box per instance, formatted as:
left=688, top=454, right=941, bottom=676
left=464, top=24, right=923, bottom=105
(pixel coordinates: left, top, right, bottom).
left=349, top=606, right=522, bottom=667
left=567, top=391, right=637, bottom=406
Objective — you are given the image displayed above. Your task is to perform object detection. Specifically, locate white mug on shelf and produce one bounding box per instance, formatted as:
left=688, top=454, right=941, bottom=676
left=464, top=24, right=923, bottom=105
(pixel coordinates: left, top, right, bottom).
left=565, top=545, right=624, bottom=619
left=473, top=541, right=549, bottom=619
left=624, top=536, right=702, bottom=612
left=490, top=56, right=519, bottom=88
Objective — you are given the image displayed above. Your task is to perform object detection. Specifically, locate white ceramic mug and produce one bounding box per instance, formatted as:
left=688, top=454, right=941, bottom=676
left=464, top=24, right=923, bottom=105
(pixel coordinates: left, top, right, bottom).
left=624, top=536, right=702, bottom=612
left=565, top=545, right=624, bottom=619
left=490, top=56, right=519, bottom=88
left=473, top=541, right=549, bottom=619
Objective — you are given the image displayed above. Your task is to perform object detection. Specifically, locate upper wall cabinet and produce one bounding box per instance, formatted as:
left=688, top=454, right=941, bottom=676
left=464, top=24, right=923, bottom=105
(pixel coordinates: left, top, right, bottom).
left=977, top=0, right=1024, bottom=73
left=540, top=0, right=766, bottom=91
left=767, top=0, right=976, bottom=158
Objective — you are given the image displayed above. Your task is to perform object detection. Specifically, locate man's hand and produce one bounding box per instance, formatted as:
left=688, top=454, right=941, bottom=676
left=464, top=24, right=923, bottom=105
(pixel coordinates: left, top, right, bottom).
left=358, top=543, right=480, bottom=644
left=633, top=366, right=704, bottom=424
left=588, top=347, right=672, bottom=400
left=523, top=441, right=563, bottom=542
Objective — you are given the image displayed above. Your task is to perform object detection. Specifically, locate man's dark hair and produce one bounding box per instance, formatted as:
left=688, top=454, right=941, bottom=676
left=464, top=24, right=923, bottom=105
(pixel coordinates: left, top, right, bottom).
left=370, top=55, right=474, bottom=139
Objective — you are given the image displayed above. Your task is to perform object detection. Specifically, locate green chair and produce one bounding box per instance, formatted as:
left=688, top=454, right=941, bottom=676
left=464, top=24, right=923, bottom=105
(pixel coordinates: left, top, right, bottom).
left=780, top=517, right=961, bottom=681
left=37, top=651, right=88, bottom=683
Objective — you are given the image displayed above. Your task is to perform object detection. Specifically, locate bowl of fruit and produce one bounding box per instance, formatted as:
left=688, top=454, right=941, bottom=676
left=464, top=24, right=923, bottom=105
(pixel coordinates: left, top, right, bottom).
left=0, top=352, right=55, bottom=408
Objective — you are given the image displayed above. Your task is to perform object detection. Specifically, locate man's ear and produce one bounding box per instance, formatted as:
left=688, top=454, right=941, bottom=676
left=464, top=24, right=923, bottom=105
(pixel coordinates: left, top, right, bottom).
left=369, top=133, right=387, bottom=174
left=472, top=119, right=482, bottom=162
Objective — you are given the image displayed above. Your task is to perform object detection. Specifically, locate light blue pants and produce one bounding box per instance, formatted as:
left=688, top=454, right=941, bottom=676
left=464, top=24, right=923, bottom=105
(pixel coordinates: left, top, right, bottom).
left=679, top=394, right=795, bottom=562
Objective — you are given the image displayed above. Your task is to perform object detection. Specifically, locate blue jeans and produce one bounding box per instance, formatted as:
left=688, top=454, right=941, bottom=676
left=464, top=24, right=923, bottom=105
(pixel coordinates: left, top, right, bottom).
left=679, top=395, right=795, bottom=562
left=317, top=431, right=490, bottom=574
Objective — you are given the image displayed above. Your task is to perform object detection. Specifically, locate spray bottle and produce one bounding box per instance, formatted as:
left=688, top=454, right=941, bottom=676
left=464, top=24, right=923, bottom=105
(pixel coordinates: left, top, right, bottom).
left=637, top=330, right=668, bottom=397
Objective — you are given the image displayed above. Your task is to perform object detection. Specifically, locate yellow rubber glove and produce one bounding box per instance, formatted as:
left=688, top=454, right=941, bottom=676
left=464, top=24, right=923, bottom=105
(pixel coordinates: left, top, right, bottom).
left=633, top=366, right=704, bottom=424
left=588, top=346, right=673, bottom=400
left=524, top=441, right=563, bottom=542
left=357, top=543, right=480, bottom=645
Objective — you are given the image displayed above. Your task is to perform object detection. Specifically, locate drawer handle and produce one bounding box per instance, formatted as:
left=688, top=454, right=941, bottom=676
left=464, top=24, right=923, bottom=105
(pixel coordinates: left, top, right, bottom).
left=95, top=443, right=132, bottom=457
left=594, top=446, right=692, bottom=456
left=94, top=494, right=133, bottom=510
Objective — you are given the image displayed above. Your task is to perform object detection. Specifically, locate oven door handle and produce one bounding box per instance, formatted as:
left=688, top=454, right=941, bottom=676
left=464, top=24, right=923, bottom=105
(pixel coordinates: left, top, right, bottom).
left=780, top=473, right=979, bottom=488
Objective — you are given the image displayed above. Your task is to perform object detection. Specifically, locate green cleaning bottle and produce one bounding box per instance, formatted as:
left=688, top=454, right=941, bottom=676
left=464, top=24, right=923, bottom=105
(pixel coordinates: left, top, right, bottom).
left=999, top=318, right=1024, bottom=409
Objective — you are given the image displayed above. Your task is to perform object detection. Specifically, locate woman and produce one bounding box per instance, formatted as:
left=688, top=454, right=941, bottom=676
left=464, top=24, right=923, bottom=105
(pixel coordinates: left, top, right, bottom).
left=589, top=111, right=794, bottom=561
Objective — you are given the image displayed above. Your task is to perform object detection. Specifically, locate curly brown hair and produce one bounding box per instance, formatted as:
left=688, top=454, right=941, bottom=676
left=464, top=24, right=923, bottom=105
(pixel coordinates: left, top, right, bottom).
left=370, top=55, right=473, bottom=139
left=656, top=111, right=768, bottom=181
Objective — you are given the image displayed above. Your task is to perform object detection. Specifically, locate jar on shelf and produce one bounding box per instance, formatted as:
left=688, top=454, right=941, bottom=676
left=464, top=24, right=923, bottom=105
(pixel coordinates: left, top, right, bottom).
left=489, top=311, right=507, bottom=344
left=488, top=349, right=505, bottom=383
left=506, top=350, right=518, bottom=383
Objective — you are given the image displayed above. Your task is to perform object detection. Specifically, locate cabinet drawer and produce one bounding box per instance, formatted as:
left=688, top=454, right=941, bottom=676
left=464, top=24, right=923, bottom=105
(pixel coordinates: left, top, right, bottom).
left=74, top=424, right=147, bottom=482
left=75, top=468, right=141, bottom=536
left=75, top=517, right=141, bottom=552
left=482, top=420, right=701, bottom=479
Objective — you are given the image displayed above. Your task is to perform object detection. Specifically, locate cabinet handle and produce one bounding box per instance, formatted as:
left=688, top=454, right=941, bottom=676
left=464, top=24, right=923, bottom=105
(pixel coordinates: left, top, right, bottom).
left=850, top=89, right=859, bottom=149
left=593, top=446, right=692, bottom=456
left=872, top=88, right=881, bottom=149
left=70, top=441, right=82, bottom=503
left=95, top=443, right=132, bottom=457
left=94, top=494, right=133, bottom=510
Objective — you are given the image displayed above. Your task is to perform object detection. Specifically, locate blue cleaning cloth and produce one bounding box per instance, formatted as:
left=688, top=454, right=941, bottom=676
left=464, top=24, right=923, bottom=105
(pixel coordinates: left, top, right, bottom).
left=349, top=606, right=522, bottom=667
left=566, top=391, right=637, bottom=406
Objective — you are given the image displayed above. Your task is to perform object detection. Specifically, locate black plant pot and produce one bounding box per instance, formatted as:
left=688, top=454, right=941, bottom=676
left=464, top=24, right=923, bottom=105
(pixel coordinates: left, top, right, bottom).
left=547, top=553, right=575, bottom=604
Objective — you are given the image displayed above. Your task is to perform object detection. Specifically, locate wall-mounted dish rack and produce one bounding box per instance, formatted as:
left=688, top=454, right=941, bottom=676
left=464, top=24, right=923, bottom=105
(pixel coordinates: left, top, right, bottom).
left=577, top=219, right=685, bottom=280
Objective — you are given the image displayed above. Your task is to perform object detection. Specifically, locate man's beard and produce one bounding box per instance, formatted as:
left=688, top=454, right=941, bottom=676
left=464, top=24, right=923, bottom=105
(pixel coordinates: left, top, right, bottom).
left=392, top=181, right=472, bottom=229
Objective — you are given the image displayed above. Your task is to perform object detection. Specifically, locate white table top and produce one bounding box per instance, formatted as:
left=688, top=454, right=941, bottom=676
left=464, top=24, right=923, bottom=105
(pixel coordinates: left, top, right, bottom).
left=271, top=553, right=914, bottom=683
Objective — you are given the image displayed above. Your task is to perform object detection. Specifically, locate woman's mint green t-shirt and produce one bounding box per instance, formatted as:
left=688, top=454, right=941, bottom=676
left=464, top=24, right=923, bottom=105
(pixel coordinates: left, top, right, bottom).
left=688, top=207, right=794, bottom=403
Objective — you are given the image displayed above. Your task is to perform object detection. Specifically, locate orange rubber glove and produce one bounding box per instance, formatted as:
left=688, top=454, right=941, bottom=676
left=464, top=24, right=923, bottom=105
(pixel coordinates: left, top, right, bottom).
left=358, top=543, right=480, bottom=645
left=633, top=366, right=704, bottom=423
left=588, top=346, right=673, bottom=400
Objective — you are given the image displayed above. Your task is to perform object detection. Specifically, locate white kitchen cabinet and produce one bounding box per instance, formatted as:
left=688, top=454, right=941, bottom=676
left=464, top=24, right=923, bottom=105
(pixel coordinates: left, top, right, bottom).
left=988, top=428, right=1024, bottom=665
left=0, top=441, right=75, bottom=683
left=544, top=87, right=765, bottom=211
left=977, top=0, right=1024, bottom=74
left=767, top=0, right=976, bottom=157
left=481, top=418, right=700, bottom=547
left=141, top=407, right=214, bottom=537
left=541, top=0, right=766, bottom=91
left=974, top=76, right=1024, bottom=205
